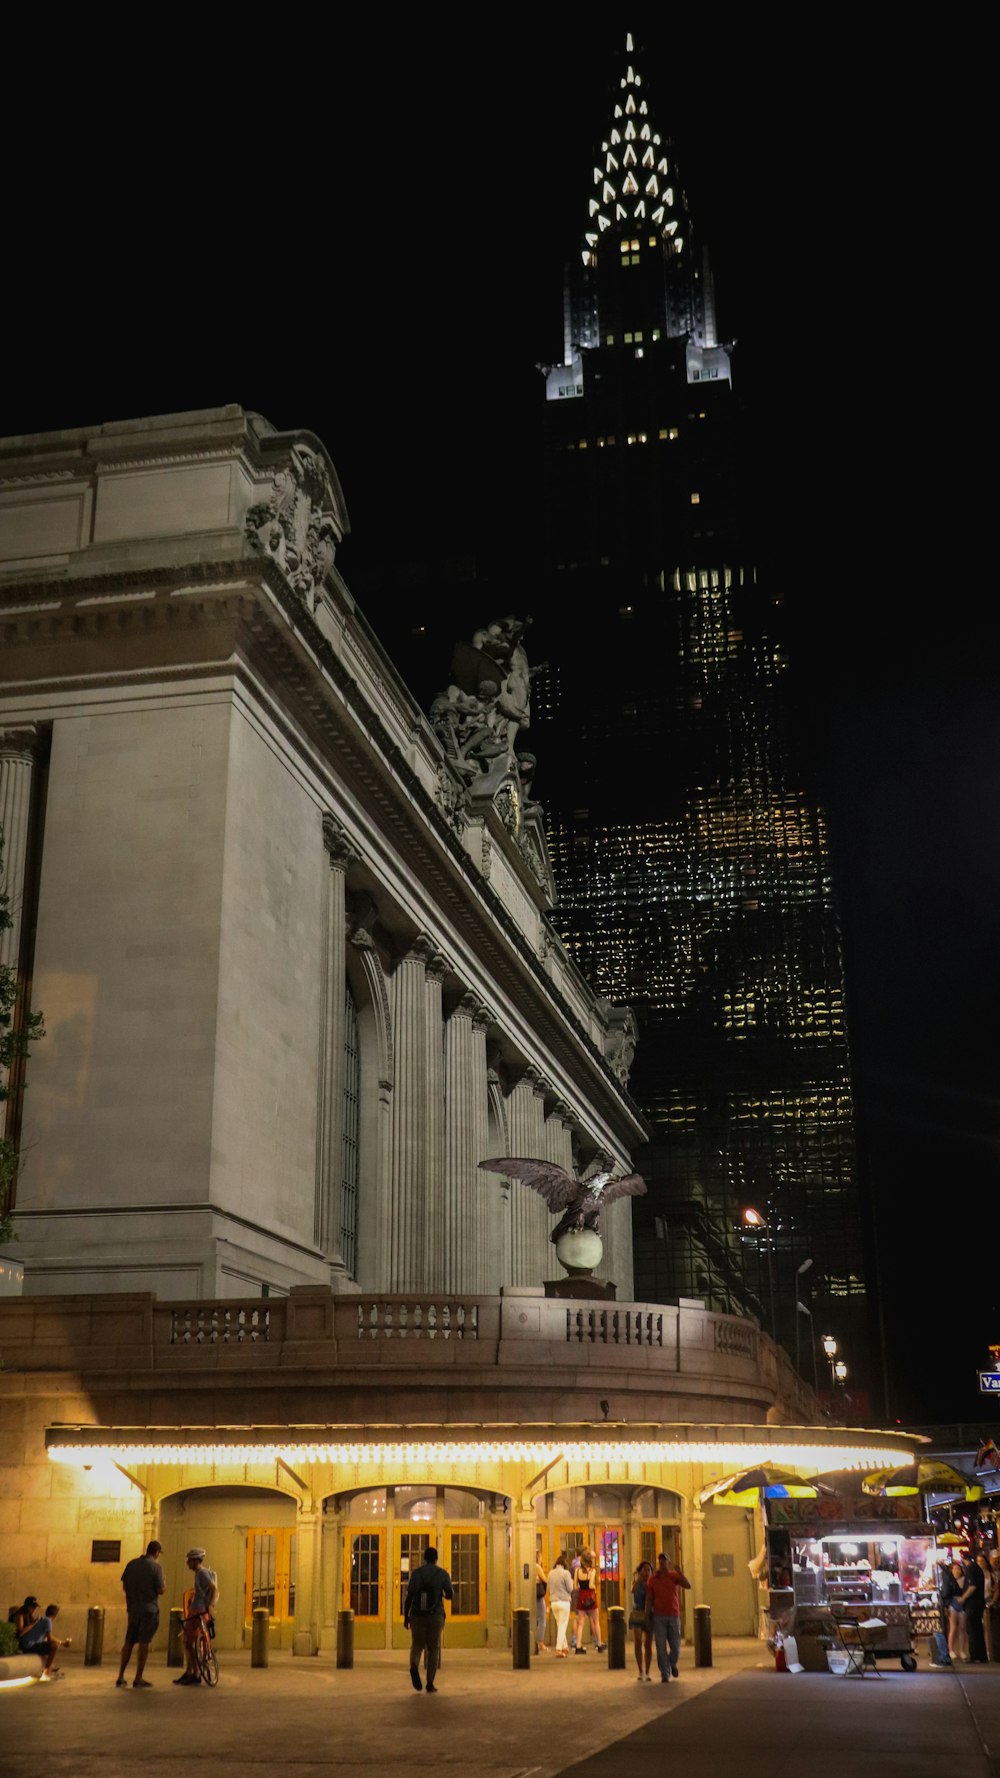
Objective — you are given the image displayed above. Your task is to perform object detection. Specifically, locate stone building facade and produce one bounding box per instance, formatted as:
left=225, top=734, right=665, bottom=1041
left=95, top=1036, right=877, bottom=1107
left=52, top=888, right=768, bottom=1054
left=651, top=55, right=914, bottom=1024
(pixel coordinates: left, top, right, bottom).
left=0, top=408, right=912, bottom=1655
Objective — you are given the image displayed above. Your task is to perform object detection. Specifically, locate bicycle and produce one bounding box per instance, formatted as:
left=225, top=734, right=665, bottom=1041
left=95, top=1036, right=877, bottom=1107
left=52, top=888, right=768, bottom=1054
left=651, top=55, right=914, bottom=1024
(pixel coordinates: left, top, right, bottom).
left=192, top=1616, right=219, bottom=1687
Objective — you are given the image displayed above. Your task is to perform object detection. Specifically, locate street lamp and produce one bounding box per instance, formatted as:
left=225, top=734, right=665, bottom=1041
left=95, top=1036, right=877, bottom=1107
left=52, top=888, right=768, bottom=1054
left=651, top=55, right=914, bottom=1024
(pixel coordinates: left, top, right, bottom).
left=834, top=1359, right=848, bottom=1385
left=742, top=1206, right=776, bottom=1344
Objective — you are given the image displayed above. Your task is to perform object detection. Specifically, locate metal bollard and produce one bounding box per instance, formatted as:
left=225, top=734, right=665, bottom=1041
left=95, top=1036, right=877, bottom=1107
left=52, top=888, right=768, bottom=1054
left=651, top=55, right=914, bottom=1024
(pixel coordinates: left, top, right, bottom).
left=251, top=1607, right=269, bottom=1668
left=336, top=1608, right=354, bottom=1669
left=84, top=1605, right=105, bottom=1666
left=512, top=1607, right=532, bottom=1669
left=693, top=1603, right=712, bottom=1668
left=607, top=1606, right=627, bottom=1669
left=167, top=1607, right=184, bottom=1668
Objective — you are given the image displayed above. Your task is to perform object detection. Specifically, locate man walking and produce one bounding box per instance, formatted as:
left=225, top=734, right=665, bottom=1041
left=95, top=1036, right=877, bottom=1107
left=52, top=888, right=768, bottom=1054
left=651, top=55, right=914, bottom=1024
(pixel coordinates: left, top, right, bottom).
left=116, top=1539, right=166, bottom=1689
left=403, top=1545, right=453, bottom=1694
left=645, top=1550, right=691, bottom=1682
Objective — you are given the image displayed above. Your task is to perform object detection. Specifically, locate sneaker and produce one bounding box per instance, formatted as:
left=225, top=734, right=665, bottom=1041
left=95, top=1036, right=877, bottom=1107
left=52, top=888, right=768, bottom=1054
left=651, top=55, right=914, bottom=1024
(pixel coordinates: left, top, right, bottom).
left=574, top=1646, right=587, bottom=1654
left=174, top=1673, right=200, bottom=1685
left=409, top=1665, right=423, bottom=1692
left=115, top=1678, right=128, bottom=1688
left=671, top=1664, right=679, bottom=1677
left=133, top=1678, right=152, bottom=1689
left=661, top=1675, right=670, bottom=1683
left=426, top=1683, right=437, bottom=1693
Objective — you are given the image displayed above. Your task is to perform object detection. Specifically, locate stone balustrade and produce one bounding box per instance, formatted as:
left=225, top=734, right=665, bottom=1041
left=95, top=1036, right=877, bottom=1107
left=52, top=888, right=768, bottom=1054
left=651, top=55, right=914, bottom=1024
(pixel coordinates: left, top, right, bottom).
left=0, top=1284, right=822, bottom=1426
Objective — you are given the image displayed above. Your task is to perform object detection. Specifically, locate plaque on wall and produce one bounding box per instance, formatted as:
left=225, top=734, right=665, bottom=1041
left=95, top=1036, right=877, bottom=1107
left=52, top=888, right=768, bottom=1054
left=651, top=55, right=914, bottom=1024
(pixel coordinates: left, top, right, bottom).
left=91, top=1539, right=122, bottom=1564
left=711, top=1553, right=735, bottom=1577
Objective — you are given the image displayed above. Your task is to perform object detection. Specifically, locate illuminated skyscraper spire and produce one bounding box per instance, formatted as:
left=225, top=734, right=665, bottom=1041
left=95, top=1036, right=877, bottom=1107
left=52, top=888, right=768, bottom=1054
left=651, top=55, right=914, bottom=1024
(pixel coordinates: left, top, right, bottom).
left=535, top=31, right=866, bottom=1390
left=554, top=31, right=725, bottom=396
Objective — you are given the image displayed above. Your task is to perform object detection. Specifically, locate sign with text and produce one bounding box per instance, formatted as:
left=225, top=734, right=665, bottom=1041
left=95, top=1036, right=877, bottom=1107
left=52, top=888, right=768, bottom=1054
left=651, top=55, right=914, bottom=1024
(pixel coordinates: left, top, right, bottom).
left=767, top=1494, right=922, bottom=1526
left=978, top=1371, right=1000, bottom=1394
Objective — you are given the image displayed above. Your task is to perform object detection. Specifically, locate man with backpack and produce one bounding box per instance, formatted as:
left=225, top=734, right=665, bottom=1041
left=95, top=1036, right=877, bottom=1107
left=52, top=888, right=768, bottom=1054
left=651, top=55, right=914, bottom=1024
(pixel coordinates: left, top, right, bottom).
left=403, top=1546, right=453, bottom=1694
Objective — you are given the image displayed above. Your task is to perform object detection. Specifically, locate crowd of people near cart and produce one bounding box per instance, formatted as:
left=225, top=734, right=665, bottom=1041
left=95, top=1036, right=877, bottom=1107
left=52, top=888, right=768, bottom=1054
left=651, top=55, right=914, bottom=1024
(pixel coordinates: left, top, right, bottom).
left=938, top=1549, right=1000, bottom=1664
left=536, top=1548, right=691, bottom=1682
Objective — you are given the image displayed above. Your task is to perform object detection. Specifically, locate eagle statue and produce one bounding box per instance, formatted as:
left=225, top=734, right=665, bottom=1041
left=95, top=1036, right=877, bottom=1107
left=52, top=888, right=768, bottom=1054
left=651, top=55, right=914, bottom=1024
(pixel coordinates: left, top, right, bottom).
left=477, top=1157, right=647, bottom=1243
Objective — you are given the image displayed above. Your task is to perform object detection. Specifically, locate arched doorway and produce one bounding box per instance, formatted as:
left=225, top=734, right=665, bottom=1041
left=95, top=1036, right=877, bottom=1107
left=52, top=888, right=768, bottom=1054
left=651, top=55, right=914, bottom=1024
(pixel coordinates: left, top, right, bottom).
left=331, top=1483, right=491, bottom=1649
left=159, top=1485, right=298, bottom=1650
left=536, top=1484, right=686, bottom=1644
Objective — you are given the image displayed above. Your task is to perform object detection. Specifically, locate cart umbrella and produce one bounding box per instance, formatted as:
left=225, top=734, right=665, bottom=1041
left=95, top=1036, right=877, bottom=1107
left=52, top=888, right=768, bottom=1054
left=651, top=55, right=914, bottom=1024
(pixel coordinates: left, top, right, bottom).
left=861, top=1459, right=973, bottom=1497
left=700, top=1465, right=829, bottom=1508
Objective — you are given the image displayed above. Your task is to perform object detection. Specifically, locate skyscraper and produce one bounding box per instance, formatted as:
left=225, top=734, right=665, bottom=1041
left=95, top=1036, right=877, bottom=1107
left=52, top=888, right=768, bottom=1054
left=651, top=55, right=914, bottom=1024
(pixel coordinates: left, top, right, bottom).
left=532, top=33, right=867, bottom=1381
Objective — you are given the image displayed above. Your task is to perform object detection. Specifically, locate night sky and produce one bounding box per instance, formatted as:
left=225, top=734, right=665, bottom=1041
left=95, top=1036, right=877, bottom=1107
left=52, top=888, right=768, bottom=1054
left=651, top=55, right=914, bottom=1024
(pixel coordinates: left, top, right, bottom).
left=7, top=23, right=996, bottom=1427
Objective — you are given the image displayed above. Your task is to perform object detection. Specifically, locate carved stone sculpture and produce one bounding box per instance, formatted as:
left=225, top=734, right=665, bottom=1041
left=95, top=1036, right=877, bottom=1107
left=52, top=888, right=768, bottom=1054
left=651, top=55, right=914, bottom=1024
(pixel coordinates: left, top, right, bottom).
left=245, top=445, right=339, bottom=606
left=601, top=1004, right=640, bottom=1088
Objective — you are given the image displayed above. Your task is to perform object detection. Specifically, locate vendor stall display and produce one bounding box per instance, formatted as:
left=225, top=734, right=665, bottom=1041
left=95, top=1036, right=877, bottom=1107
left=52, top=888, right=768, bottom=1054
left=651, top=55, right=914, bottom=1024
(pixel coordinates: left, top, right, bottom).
left=765, top=1493, right=937, bottom=1671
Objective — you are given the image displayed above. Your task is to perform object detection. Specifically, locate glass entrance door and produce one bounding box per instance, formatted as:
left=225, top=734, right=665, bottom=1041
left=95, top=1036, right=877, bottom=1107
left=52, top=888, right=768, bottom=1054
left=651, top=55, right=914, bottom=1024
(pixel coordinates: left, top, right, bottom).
left=392, top=1529, right=431, bottom=1648
left=244, top=1529, right=297, bottom=1649
left=342, top=1527, right=385, bottom=1649
left=639, top=1522, right=686, bottom=1631
left=445, top=1526, right=486, bottom=1646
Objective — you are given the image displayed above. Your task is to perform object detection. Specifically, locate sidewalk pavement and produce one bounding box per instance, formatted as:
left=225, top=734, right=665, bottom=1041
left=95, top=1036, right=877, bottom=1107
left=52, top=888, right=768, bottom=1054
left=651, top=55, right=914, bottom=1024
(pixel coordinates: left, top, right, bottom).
left=2, top=1637, right=998, bottom=1778
left=561, top=1663, right=1000, bottom=1778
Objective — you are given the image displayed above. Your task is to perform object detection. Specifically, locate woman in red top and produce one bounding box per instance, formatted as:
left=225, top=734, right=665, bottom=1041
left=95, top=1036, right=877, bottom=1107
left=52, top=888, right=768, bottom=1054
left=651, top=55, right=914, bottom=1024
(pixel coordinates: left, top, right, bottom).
left=574, top=1549, right=605, bottom=1653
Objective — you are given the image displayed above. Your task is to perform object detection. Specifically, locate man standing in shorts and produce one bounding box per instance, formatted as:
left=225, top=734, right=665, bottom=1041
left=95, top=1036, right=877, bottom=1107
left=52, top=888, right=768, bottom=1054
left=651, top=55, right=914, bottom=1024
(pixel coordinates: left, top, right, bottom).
left=115, top=1540, right=165, bottom=1689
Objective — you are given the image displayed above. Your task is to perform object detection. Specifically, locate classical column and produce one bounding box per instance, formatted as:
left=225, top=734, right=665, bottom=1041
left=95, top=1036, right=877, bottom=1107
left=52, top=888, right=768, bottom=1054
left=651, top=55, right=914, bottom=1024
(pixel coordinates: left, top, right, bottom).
left=320, top=1504, right=342, bottom=1651
left=687, top=1504, right=706, bottom=1640
left=512, top=1507, right=537, bottom=1625
left=544, top=1099, right=575, bottom=1175
left=293, top=1503, right=321, bottom=1656
left=483, top=1042, right=509, bottom=1290
left=315, top=815, right=357, bottom=1278
left=442, top=992, right=490, bottom=1293
left=421, top=950, right=447, bottom=1291
left=0, top=726, right=40, bottom=976
left=543, top=1099, right=576, bottom=1283
left=388, top=937, right=434, bottom=1292
left=506, top=1068, right=549, bottom=1286
left=487, top=1503, right=511, bottom=1648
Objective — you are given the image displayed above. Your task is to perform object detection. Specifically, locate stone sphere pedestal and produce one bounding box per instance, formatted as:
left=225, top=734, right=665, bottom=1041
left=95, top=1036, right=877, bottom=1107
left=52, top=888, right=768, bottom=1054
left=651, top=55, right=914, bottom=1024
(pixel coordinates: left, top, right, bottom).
left=544, top=1227, right=617, bottom=1300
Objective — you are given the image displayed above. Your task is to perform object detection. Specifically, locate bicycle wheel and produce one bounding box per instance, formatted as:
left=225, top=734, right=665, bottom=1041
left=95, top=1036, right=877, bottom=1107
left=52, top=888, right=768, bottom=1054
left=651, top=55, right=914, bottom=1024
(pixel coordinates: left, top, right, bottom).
left=195, top=1634, right=219, bottom=1687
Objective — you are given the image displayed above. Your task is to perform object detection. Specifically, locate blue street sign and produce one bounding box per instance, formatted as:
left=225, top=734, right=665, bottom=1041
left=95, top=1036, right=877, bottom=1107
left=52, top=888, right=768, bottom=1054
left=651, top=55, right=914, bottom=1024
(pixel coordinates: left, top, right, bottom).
left=979, top=1371, right=1000, bottom=1394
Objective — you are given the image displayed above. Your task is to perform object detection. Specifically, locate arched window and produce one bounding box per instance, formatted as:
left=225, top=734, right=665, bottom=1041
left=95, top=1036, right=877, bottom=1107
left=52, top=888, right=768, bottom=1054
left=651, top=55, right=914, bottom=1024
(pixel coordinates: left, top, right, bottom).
left=341, top=982, right=360, bottom=1278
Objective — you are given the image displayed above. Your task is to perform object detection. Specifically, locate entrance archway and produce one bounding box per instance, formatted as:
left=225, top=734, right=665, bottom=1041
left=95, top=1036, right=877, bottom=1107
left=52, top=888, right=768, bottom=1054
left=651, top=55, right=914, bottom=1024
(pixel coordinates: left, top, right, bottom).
left=330, top=1483, right=492, bottom=1649
left=537, top=1484, right=687, bottom=1644
left=159, top=1485, right=298, bottom=1650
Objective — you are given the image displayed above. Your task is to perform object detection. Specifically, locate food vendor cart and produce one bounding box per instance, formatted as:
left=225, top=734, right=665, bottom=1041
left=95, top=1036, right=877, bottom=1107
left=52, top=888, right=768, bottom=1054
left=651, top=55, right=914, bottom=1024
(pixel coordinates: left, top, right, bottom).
left=765, top=1491, right=939, bottom=1671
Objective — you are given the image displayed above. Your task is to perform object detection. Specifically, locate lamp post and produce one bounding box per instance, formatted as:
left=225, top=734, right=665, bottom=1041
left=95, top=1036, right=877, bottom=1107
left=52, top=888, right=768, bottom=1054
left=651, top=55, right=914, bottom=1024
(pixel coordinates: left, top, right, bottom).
left=795, top=1258, right=819, bottom=1394
left=822, top=1333, right=838, bottom=1387
left=834, top=1360, right=848, bottom=1387
left=742, top=1206, right=776, bottom=1345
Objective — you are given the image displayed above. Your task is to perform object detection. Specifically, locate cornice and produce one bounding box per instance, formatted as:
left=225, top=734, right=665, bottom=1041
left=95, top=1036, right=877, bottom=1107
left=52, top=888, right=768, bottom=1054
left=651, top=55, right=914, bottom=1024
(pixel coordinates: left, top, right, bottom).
left=0, top=557, right=647, bottom=1140
left=91, top=445, right=242, bottom=475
